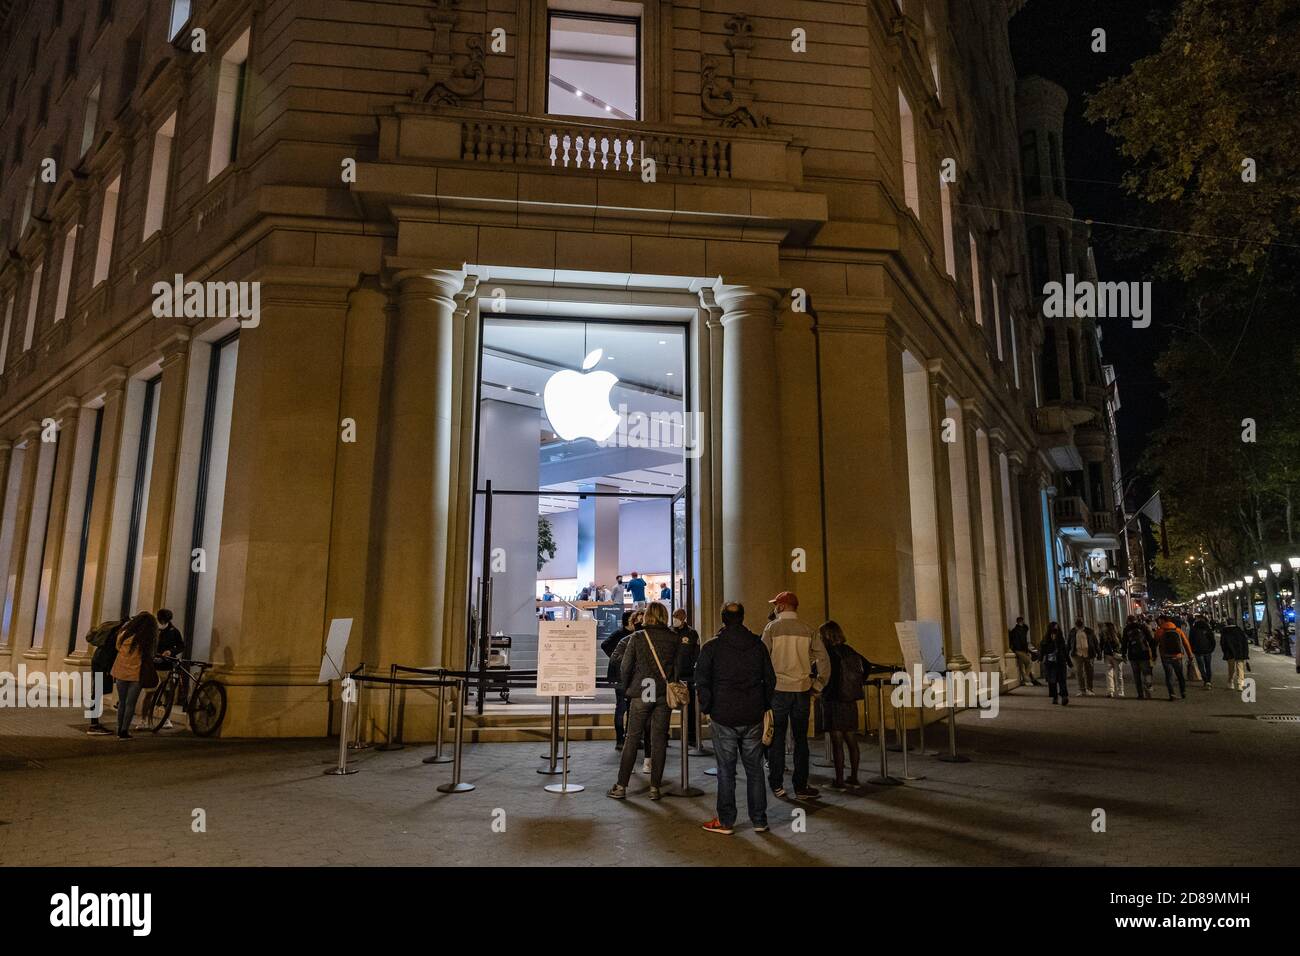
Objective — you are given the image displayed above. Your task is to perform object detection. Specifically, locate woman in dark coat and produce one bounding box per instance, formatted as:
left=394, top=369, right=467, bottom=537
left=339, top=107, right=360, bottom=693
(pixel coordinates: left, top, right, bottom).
left=816, top=620, right=871, bottom=790
left=1039, top=621, right=1071, bottom=706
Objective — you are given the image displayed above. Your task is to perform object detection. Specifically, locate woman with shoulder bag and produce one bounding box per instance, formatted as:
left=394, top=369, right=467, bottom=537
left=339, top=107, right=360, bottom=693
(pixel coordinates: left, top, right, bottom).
left=816, top=621, right=871, bottom=790
left=608, top=601, right=683, bottom=801
left=110, top=612, right=160, bottom=740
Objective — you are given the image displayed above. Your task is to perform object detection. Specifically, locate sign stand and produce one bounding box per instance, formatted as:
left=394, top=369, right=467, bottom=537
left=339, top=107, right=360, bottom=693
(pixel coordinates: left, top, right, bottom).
left=538, top=695, right=563, bottom=775
left=895, top=703, right=925, bottom=781
left=324, top=677, right=359, bottom=776
left=544, top=696, right=584, bottom=793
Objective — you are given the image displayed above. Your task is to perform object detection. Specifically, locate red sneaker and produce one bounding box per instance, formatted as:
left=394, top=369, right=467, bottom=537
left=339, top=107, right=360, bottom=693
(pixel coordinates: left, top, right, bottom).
left=701, top=818, right=734, bottom=835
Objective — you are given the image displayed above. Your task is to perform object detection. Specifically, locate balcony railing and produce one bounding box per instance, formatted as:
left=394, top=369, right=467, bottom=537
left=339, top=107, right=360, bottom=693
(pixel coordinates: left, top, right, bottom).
left=1053, top=496, right=1093, bottom=534
left=380, top=105, right=802, bottom=185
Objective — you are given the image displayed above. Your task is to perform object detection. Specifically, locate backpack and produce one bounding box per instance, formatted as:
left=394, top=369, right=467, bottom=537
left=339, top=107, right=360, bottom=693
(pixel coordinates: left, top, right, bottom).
left=1159, top=628, right=1184, bottom=656
left=836, top=647, right=865, bottom=700
left=86, top=619, right=123, bottom=649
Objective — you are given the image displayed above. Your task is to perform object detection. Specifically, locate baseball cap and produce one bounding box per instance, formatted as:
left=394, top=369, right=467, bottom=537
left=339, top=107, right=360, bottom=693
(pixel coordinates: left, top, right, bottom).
left=767, top=591, right=798, bottom=609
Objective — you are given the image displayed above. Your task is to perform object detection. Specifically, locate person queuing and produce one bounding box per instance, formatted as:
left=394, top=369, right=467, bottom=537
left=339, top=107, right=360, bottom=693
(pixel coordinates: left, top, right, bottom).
left=85, top=618, right=125, bottom=736
left=1068, top=618, right=1100, bottom=696
left=761, top=591, right=831, bottom=800
left=695, top=602, right=775, bottom=835
left=1039, top=622, right=1070, bottom=705
left=1155, top=614, right=1195, bottom=701
left=153, top=609, right=186, bottom=730
left=1009, top=616, right=1040, bottom=686
left=601, top=611, right=635, bottom=750
left=1219, top=619, right=1251, bottom=691
left=607, top=601, right=683, bottom=801
left=1121, top=615, right=1153, bottom=700
left=1189, top=614, right=1216, bottom=690
left=1099, top=621, right=1125, bottom=698
left=815, top=621, right=872, bottom=791
left=110, top=612, right=160, bottom=739
left=672, top=608, right=701, bottom=747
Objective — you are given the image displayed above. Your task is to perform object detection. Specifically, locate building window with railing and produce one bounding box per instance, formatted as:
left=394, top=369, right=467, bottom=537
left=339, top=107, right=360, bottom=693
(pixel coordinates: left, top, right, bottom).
left=546, top=11, right=640, bottom=121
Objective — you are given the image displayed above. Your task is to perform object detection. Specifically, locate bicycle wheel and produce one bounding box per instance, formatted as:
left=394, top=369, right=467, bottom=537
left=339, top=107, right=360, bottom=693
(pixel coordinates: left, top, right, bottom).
left=145, top=679, right=178, bottom=733
left=188, top=679, right=228, bottom=737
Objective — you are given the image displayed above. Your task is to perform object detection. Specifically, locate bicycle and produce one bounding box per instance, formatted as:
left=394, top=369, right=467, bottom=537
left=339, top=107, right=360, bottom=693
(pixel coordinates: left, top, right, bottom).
left=144, top=657, right=228, bottom=737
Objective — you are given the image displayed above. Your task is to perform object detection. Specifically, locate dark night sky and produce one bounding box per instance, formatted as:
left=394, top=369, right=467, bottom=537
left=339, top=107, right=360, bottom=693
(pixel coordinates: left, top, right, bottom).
left=1009, top=0, right=1181, bottom=506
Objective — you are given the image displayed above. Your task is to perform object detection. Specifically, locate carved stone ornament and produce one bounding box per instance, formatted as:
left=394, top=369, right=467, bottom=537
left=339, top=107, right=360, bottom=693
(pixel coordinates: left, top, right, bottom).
left=413, top=0, right=486, bottom=106
left=700, top=14, right=769, bottom=129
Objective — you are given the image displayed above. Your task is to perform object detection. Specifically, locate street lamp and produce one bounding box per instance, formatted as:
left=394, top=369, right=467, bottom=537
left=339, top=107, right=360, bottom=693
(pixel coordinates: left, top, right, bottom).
left=1259, top=566, right=1276, bottom=634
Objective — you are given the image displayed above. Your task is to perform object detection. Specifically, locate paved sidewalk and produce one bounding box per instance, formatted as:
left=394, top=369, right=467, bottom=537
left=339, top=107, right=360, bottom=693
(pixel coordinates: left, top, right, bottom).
left=2, top=652, right=1298, bottom=866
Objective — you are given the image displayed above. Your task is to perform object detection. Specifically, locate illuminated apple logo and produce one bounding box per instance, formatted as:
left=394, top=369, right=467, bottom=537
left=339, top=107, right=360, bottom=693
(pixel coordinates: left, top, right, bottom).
left=543, top=348, right=620, bottom=441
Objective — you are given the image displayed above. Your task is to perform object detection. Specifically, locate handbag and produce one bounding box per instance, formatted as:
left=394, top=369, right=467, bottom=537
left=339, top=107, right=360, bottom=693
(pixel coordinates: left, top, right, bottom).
left=644, top=632, right=689, bottom=709
left=762, top=709, right=774, bottom=746
left=139, top=652, right=159, bottom=691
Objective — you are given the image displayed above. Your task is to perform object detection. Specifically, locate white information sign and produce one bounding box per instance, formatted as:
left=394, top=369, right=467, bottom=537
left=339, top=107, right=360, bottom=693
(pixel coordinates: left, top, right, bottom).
left=537, top=619, right=597, bottom=696
left=318, top=618, right=354, bottom=683
left=894, top=620, right=946, bottom=675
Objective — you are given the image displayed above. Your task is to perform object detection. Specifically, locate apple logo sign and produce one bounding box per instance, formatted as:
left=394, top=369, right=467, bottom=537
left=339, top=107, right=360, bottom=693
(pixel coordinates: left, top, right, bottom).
left=543, top=348, right=620, bottom=441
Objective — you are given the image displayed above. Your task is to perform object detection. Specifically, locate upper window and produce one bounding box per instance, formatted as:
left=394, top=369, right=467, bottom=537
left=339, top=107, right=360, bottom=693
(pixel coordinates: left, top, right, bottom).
left=80, top=78, right=101, bottom=159
left=898, top=89, right=919, bottom=217
left=142, top=113, right=177, bottom=238
left=208, top=29, right=250, bottom=180
left=968, top=232, right=983, bottom=326
left=546, top=13, right=639, bottom=121
left=939, top=177, right=955, bottom=279
left=92, top=174, right=121, bottom=286
left=168, top=0, right=193, bottom=41
left=924, top=8, right=941, bottom=102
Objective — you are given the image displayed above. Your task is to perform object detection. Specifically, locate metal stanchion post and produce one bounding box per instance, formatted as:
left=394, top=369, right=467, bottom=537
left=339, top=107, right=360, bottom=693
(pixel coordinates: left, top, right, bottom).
left=325, top=679, right=359, bottom=776
left=689, top=687, right=710, bottom=756
left=377, top=663, right=403, bottom=751
left=668, top=706, right=703, bottom=797
left=896, top=704, right=925, bottom=782
left=936, top=695, right=970, bottom=763
left=545, top=696, right=584, bottom=793
left=423, top=675, right=453, bottom=764
left=437, top=678, right=476, bottom=793
left=867, top=680, right=902, bottom=786
left=814, top=731, right=834, bottom=768
left=538, top=694, right=563, bottom=775
left=915, top=692, right=940, bottom=756
left=349, top=679, right=372, bottom=751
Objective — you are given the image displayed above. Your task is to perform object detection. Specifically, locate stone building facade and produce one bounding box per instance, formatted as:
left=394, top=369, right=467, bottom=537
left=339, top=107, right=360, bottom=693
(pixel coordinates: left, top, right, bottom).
left=0, top=0, right=1127, bottom=738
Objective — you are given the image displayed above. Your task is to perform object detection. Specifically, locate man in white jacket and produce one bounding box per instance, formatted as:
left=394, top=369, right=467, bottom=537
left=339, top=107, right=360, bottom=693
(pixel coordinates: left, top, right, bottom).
left=761, top=591, right=831, bottom=799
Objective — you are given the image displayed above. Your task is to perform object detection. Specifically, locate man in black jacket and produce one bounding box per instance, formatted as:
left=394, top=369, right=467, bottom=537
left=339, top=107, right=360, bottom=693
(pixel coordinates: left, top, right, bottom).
left=1122, top=616, right=1152, bottom=700
left=1219, top=622, right=1250, bottom=691
left=1008, top=617, right=1039, bottom=686
left=601, top=611, right=634, bottom=749
left=672, top=608, right=701, bottom=746
left=695, top=602, right=776, bottom=835
left=1189, top=615, right=1216, bottom=689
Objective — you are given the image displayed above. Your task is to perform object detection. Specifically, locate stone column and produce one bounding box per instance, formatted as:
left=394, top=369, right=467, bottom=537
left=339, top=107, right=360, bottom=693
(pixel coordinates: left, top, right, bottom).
left=714, top=282, right=785, bottom=619
left=925, top=365, right=962, bottom=666
left=815, top=304, right=914, bottom=663
left=135, top=326, right=191, bottom=613
left=25, top=401, right=81, bottom=664
left=371, top=269, right=468, bottom=673
left=696, top=288, right=725, bottom=634
left=0, top=422, right=41, bottom=670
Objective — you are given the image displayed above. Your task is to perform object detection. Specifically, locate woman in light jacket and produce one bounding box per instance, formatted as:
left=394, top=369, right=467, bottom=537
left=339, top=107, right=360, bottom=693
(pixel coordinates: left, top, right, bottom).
left=110, top=612, right=159, bottom=739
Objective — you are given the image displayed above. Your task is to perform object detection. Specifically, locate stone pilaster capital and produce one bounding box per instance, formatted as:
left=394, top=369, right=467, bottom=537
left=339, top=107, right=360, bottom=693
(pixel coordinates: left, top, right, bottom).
left=53, top=395, right=82, bottom=420
left=394, top=268, right=468, bottom=305
left=0, top=439, right=12, bottom=453
left=1007, top=449, right=1027, bottom=473
left=988, top=427, right=1009, bottom=454
left=88, top=365, right=128, bottom=401
left=18, top=419, right=43, bottom=442
left=712, top=280, right=783, bottom=321
left=156, top=325, right=192, bottom=367
left=925, top=358, right=953, bottom=393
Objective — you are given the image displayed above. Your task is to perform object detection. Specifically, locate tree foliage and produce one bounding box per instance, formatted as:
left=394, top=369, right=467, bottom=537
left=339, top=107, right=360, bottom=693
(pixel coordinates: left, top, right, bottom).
left=1086, top=0, right=1300, bottom=597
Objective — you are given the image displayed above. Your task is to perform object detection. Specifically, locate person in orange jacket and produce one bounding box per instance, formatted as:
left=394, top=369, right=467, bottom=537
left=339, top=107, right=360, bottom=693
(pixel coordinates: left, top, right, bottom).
left=1154, top=614, right=1196, bottom=700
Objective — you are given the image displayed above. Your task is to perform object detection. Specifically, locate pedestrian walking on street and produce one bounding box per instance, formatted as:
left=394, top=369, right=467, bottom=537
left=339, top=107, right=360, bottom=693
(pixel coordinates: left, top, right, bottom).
left=1100, top=621, right=1125, bottom=698
left=1068, top=618, right=1099, bottom=696
left=1219, top=620, right=1250, bottom=691
left=815, top=621, right=872, bottom=790
left=1122, top=615, right=1152, bottom=700
left=1039, top=622, right=1070, bottom=705
left=1189, top=614, right=1216, bottom=689
left=1009, top=616, right=1040, bottom=686
left=608, top=601, right=683, bottom=801
left=761, top=591, right=831, bottom=800
left=695, top=602, right=776, bottom=835
left=110, top=612, right=159, bottom=739
left=1155, top=614, right=1195, bottom=701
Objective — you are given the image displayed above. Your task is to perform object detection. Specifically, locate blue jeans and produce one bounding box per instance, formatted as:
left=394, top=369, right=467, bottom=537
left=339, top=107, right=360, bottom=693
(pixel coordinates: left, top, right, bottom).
left=767, top=690, right=810, bottom=791
left=1195, top=653, right=1213, bottom=684
left=713, top=722, right=767, bottom=828
left=116, top=680, right=143, bottom=735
